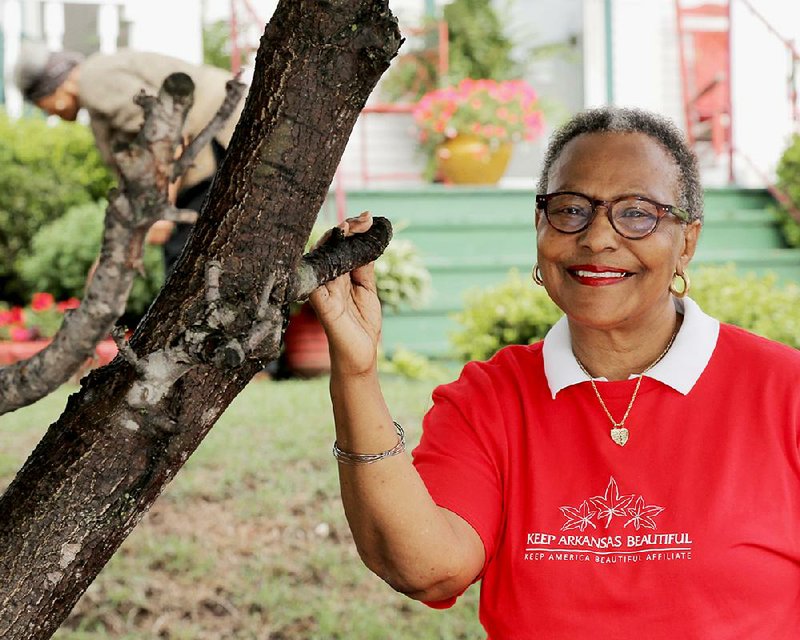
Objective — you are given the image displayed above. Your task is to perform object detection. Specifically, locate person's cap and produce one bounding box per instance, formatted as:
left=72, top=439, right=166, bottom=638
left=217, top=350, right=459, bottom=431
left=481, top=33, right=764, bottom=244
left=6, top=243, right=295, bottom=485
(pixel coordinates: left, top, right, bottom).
left=13, top=41, right=84, bottom=102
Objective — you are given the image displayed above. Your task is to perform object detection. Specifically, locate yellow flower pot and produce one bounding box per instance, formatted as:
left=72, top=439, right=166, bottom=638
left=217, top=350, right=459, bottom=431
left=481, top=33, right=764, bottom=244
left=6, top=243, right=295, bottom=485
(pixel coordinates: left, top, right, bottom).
left=436, top=134, right=513, bottom=185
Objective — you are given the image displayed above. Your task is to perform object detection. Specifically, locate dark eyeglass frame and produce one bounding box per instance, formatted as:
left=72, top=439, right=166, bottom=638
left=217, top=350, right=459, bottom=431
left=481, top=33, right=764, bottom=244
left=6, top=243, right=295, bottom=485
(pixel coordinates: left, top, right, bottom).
left=535, top=191, right=691, bottom=240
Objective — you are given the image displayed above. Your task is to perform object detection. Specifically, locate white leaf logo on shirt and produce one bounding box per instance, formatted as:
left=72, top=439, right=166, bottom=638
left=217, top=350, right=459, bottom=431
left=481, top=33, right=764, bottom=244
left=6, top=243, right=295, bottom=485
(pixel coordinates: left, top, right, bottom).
left=559, top=500, right=597, bottom=532
left=561, top=477, right=665, bottom=531
left=589, top=477, right=635, bottom=527
left=624, top=495, right=666, bottom=531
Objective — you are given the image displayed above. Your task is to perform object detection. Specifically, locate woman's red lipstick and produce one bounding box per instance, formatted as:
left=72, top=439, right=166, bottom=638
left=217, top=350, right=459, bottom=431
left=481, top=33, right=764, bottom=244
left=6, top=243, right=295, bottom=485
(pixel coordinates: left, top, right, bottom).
left=567, top=264, right=633, bottom=287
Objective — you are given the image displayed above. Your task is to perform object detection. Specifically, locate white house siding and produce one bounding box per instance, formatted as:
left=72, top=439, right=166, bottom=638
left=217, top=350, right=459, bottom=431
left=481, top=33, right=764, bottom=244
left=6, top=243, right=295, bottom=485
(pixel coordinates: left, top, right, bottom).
left=504, top=0, right=584, bottom=185
left=336, top=0, right=432, bottom=190
left=584, top=0, right=683, bottom=124
left=583, top=0, right=800, bottom=186
left=123, top=0, right=202, bottom=63
left=730, top=0, right=800, bottom=185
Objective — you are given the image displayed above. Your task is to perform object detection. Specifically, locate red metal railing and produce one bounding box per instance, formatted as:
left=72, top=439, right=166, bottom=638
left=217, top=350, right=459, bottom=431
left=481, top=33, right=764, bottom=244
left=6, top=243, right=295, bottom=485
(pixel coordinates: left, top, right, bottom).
left=675, top=0, right=800, bottom=187
left=674, top=1, right=734, bottom=181
left=229, top=0, right=264, bottom=75
left=735, top=0, right=800, bottom=222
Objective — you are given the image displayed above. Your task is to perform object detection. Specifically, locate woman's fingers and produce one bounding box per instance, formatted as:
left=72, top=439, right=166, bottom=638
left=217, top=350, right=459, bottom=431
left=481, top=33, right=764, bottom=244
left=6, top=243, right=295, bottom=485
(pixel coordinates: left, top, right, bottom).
left=310, top=211, right=372, bottom=250
left=344, top=211, right=372, bottom=235
left=350, top=261, right=377, bottom=293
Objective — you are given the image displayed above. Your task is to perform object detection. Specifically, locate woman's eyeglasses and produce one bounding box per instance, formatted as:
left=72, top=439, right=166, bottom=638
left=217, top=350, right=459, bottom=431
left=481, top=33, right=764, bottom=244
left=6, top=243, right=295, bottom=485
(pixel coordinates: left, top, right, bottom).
left=535, top=191, right=691, bottom=240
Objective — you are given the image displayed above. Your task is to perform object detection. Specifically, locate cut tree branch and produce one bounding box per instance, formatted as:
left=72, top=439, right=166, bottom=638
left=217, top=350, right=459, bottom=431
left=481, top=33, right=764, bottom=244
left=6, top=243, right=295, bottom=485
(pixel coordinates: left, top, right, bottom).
left=288, top=216, right=393, bottom=301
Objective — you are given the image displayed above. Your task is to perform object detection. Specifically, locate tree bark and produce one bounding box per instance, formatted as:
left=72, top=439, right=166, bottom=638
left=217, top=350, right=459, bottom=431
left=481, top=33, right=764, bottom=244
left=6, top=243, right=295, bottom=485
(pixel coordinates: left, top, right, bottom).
left=0, top=2, right=401, bottom=637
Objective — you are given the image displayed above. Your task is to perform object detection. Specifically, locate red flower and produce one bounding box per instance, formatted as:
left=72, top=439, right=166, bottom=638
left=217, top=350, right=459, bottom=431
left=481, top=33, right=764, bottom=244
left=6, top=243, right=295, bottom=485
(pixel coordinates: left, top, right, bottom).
left=0, top=307, right=24, bottom=325
left=10, top=327, right=36, bottom=342
left=56, top=297, right=81, bottom=312
left=31, top=292, right=55, bottom=311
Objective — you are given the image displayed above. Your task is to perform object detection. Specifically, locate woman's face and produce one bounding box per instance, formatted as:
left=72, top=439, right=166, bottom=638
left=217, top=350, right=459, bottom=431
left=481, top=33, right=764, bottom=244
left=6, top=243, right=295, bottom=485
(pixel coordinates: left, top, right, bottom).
left=536, top=131, right=701, bottom=332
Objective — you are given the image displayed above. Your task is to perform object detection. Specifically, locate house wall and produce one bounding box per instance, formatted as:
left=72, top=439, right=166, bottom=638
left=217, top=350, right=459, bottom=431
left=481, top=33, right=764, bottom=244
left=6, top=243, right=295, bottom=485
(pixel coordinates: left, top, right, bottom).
left=205, top=0, right=436, bottom=190
left=583, top=0, right=800, bottom=186
left=730, top=0, right=800, bottom=185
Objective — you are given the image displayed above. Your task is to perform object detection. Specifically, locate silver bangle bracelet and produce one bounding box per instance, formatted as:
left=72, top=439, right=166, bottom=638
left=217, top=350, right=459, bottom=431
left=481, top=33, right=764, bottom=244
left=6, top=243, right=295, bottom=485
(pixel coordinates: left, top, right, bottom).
left=332, top=421, right=406, bottom=465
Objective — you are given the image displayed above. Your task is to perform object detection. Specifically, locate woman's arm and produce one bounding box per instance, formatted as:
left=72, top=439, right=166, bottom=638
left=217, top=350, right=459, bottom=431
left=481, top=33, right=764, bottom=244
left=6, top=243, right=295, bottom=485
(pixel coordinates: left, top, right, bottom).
left=309, top=213, right=485, bottom=602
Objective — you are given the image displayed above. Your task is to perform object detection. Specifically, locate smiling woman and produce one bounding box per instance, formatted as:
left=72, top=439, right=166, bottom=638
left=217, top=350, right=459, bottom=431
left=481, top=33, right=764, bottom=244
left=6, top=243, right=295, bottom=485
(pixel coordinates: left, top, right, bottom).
left=310, top=106, right=800, bottom=639
left=534, top=129, right=701, bottom=380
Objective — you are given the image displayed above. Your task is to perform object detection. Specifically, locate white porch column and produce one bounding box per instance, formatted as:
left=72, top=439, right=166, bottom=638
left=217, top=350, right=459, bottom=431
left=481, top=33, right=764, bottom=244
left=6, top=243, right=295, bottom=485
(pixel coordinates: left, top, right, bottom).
left=3, top=0, right=24, bottom=116
left=97, top=2, right=120, bottom=54
left=583, top=0, right=608, bottom=107
left=42, top=1, right=65, bottom=50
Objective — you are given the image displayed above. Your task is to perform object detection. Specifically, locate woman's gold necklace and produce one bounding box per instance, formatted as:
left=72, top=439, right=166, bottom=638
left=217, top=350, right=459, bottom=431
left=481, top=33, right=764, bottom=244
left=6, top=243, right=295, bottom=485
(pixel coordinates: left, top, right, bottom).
left=574, top=326, right=679, bottom=447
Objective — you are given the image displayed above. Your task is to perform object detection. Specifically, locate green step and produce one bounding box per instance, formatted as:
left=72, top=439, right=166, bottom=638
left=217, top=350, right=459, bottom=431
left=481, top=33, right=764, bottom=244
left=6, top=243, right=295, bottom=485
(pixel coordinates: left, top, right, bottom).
left=382, top=312, right=463, bottom=358
left=702, top=208, right=776, bottom=223
left=703, top=187, right=774, bottom=211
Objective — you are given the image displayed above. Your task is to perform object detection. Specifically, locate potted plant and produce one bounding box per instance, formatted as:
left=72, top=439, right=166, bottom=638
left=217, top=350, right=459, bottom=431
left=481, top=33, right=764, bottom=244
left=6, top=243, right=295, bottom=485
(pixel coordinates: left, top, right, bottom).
left=412, top=78, right=544, bottom=184
left=282, top=235, right=431, bottom=378
left=0, top=293, right=117, bottom=367
left=380, top=0, right=525, bottom=104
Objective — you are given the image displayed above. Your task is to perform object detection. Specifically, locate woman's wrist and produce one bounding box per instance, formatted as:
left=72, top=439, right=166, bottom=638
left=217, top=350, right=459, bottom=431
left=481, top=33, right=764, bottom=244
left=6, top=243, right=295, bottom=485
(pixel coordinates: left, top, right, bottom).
left=329, top=349, right=379, bottom=380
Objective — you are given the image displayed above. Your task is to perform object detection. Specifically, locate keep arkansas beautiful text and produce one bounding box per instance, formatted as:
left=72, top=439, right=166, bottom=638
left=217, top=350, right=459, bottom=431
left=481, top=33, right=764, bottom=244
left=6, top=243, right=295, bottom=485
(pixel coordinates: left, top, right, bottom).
left=524, top=531, right=694, bottom=563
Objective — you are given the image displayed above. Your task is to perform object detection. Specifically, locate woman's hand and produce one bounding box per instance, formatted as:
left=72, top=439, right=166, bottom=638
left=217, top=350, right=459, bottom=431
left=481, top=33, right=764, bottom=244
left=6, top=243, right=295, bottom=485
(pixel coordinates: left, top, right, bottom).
left=145, top=220, right=175, bottom=245
left=308, top=211, right=382, bottom=376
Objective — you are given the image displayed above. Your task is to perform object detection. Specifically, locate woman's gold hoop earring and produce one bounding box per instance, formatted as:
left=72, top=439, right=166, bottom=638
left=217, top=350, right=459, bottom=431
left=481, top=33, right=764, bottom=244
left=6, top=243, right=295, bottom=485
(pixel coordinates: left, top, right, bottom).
left=532, top=264, right=544, bottom=286
left=670, top=271, right=690, bottom=298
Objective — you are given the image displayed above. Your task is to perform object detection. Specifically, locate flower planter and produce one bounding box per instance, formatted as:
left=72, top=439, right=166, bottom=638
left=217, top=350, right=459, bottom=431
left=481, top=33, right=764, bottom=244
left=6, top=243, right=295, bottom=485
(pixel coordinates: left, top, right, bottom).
left=283, top=303, right=330, bottom=378
left=0, top=340, right=51, bottom=366
left=437, top=134, right=513, bottom=185
left=0, top=339, right=118, bottom=368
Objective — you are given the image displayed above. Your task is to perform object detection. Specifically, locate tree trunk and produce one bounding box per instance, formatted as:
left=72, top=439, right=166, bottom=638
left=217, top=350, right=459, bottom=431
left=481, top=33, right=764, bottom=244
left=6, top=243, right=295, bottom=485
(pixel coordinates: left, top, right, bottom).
left=0, top=2, right=401, bottom=637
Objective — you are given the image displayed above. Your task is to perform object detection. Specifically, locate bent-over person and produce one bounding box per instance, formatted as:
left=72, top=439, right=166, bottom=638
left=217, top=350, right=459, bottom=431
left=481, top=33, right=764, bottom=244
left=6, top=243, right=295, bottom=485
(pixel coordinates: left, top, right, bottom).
left=15, top=43, right=245, bottom=274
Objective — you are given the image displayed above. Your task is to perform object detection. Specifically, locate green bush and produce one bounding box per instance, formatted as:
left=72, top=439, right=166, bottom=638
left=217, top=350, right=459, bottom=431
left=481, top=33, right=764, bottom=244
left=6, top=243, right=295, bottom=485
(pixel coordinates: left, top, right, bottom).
left=690, top=265, right=800, bottom=347
left=772, top=206, right=800, bottom=248
left=203, top=19, right=246, bottom=72
left=374, top=238, right=431, bottom=312
left=0, top=111, right=114, bottom=301
left=17, top=201, right=164, bottom=318
left=378, top=347, right=449, bottom=381
left=451, top=265, right=800, bottom=361
left=445, top=0, right=521, bottom=84
left=774, top=133, right=800, bottom=248
left=451, top=269, right=561, bottom=361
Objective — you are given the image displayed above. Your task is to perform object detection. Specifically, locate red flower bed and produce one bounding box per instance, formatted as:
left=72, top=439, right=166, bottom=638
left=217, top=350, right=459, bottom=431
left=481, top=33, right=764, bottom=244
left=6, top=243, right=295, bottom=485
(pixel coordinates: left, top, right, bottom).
left=0, top=338, right=118, bottom=368
left=0, top=293, right=117, bottom=369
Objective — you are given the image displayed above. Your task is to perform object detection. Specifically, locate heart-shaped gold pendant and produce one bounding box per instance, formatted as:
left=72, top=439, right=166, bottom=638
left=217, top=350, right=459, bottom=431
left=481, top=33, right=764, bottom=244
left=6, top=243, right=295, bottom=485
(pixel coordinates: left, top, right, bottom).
left=610, top=427, right=629, bottom=447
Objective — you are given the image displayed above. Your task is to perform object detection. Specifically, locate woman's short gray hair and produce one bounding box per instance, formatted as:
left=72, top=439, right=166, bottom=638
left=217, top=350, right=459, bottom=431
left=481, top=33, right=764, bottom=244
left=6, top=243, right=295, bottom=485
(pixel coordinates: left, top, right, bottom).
left=536, top=106, right=704, bottom=223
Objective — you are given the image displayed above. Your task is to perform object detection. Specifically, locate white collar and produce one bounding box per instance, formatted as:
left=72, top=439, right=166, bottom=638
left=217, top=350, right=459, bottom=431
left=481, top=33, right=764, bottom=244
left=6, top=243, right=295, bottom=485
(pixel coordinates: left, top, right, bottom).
left=542, top=297, right=720, bottom=399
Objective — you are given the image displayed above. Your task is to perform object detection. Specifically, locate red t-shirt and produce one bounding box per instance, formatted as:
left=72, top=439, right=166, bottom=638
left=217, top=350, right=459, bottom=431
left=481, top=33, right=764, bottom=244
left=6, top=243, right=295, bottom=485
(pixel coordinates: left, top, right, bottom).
left=413, top=324, right=800, bottom=639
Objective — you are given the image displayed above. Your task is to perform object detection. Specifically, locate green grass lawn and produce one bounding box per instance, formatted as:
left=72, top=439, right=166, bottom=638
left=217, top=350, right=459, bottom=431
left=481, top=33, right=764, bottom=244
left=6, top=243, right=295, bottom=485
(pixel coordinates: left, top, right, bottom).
left=0, top=376, right=483, bottom=640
